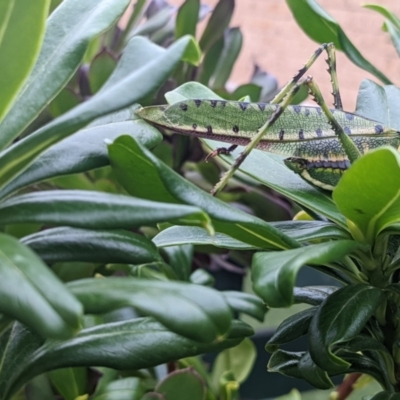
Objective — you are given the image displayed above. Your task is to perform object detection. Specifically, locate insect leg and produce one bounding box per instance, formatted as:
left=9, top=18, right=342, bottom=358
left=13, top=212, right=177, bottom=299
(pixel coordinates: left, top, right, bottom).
left=325, top=43, right=343, bottom=110
left=305, top=76, right=360, bottom=163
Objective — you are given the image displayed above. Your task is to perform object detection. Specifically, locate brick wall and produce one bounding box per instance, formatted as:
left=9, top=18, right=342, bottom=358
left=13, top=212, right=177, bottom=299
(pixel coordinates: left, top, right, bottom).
left=169, top=0, right=400, bottom=110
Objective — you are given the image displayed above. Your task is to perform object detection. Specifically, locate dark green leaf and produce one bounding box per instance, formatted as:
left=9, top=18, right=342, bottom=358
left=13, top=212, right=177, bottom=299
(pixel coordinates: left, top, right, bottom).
left=222, top=291, right=266, bottom=321
left=48, top=368, right=86, bottom=400
left=298, top=352, right=333, bottom=389
left=190, top=269, right=215, bottom=286
left=309, top=284, right=383, bottom=374
left=0, top=233, right=82, bottom=339
left=89, top=50, right=117, bottom=93
left=266, top=307, right=315, bottom=352
left=0, top=0, right=131, bottom=148
left=285, top=0, right=391, bottom=84
left=0, top=0, right=49, bottom=121
left=268, top=350, right=303, bottom=380
left=0, top=190, right=211, bottom=231
left=293, top=286, right=338, bottom=305
left=155, top=368, right=206, bottom=400
left=109, top=135, right=299, bottom=250
left=199, top=0, right=234, bottom=51
left=69, top=277, right=232, bottom=342
left=371, top=392, right=400, bottom=400
left=251, top=241, right=361, bottom=307
left=161, top=244, right=193, bottom=281
left=176, top=0, right=200, bottom=38
left=0, top=35, right=194, bottom=189
left=21, top=227, right=161, bottom=265
left=1, top=319, right=252, bottom=399
left=333, top=147, right=400, bottom=242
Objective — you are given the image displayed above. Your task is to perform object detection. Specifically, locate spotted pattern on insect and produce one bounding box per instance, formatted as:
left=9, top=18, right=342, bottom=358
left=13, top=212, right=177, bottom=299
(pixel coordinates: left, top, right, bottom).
left=375, top=124, right=383, bottom=134
left=316, top=128, right=322, bottom=137
left=279, top=129, right=285, bottom=140
left=344, top=126, right=351, bottom=135
left=305, top=108, right=310, bottom=117
left=233, top=125, right=239, bottom=133
left=180, top=103, right=188, bottom=111
left=346, top=113, right=354, bottom=121
left=192, top=123, right=197, bottom=130
left=194, top=100, right=202, bottom=107
left=239, top=102, right=249, bottom=111
left=298, top=129, right=304, bottom=140
left=258, top=103, right=266, bottom=111
left=207, top=125, right=213, bottom=134
left=210, top=100, right=218, bottom=107
left=293, top=105, right=301, bottom=114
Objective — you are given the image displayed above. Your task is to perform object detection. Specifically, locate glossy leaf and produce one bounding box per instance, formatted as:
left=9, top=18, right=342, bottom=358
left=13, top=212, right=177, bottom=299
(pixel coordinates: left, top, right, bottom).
left=0, top=190, right=211, bottom=231
left=109, top=135, right=299, bottom=250
left=0, top=0, right=131, bottom=148
left=333, top=147, right=400, bottom=242
left=0, top=233, right=82, bottom=339
left=161, top=244, right=193, bottom=281
left=268, top=350, right=303, bottom=380
left=21, top=227, right=161, bottom=265
left=68, top=277, right=232, bottom=342
left=251, top=240, right=361, bottom=307
left=161, top=82, right=346, bottom=228
left=175, top=0, right=200, bottom=38
left=48, top=368, right=87, bottom=400
left=155, top=368, right=206, bottom=400
left=293, top=286, right=338, bottom=305
left=153, top=226, right=259, bottom=250
left=0, top=35, right=194, bottom=189
left=285, top=0, right=391, bottom=84
left=199, top=0, right=234, bottom=51
left=0, top=319, right=252, bottom=399
left=0, top=0, right=49, bottom=122
left=266, top=307, right=316, bottom=352
left=308, top=284, right=383, bottom=374
left=92, top=377, right=145, bottom=400
left=0, top=112, right=162, bottom=199
left=222, top=291, right=266, bottom=321
left=297, top=352, right=333, bottom=389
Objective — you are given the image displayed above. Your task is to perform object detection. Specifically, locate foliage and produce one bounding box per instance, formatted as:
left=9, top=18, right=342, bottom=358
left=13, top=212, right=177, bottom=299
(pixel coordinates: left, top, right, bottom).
left=0, top=0, right=269, bottom=398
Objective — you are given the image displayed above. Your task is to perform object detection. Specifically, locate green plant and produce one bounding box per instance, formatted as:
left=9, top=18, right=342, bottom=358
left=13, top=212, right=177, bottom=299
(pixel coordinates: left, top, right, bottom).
left=0, top=0, right=268, bottom=398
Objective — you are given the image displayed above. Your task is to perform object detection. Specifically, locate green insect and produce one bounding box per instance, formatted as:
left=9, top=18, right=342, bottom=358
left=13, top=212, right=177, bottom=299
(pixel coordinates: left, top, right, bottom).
left=137, top=43, right=400, bottom=192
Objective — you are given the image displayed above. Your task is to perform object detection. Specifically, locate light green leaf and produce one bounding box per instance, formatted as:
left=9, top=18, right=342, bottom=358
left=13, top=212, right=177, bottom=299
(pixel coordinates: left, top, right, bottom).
left=0, top=0, right=131, bottom=148
left=48, top=368, right=87, bottom=400
left=0, top=0, right=49, bottom=122
left=333, top=147, right=400, bottom=242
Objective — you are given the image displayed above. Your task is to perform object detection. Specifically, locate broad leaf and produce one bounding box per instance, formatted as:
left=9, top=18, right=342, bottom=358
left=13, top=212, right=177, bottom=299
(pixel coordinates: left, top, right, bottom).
left=176, top=0, right=200, bottom=39
left=0, top=233, right=82, bottom=339
left=333, top=147, right=400, bottom=242
left=252, top=241, right=361, bottom=307
left=0, top=0, right=131, bottom=148
left=308, top=284, right=383, bottom=374
left=21, top=227, right=162, bottom=265
left=222, top=291, right=266, bottom=321
left=108, top=135, right=300, bottom=250
left=0, top=0, right=49, bottom=122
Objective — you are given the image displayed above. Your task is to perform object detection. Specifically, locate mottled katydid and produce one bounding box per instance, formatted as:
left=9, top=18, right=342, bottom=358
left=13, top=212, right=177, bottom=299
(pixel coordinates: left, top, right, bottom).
left=137, top=43, right=400, bottom=193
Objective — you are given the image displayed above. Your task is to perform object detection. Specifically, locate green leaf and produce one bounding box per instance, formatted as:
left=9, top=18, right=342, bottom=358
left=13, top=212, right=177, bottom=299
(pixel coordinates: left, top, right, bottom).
left=108, top=135, right=299, bottom=250
left=0, top=233, right=82, bottom=339
left=0, top=0, right=131, bottom=148
left=333, top=147, right=400, bottom=242
left=89, top=50, right=117, bottom=93
left=0, top=111, right=162, bottom=199
left=21, top=227, right=162, bottom=265
left=153, top=226, right=259, bottom=250
left=268, top=350, right=303, bottom=379
left=355, top=80, right=400, bottom=130
left=297, top=352, right=333, bottom=389
left=0, top=35, right=194, bottom=189
left=0, top=319, right=252, bottom=400
left=293, top=286, right=338, bottom=305
left=0, top=190, right=211, bottom=231
left=161, top=82, right=346, bottom=228
left=211, top=338, right=256, bottom=389
left=308, top=284, right=383, bottom=374
left=0, top=0, right=49, bottom=122
left=155, top=368, right=206, bottom=400
left=285, top=0, right=391, bottom=84
left=199, top=0, right=234, bottom=51
left=161, top=244, right=193, bottom=281
left=371, top=392, right=400, bottom=400
left=364, top=4, right=400, bottom=31
left=251, top=241, right=361, bottom=307
left=176, top=0, right=200, bottom=38
left=48, top=368, right=87, bottom=400
left=69, top=277, right=233, bottom=342
left=222, top=291, right=266, bottom=322
left=94, top=377, right=145, bottom=400
left=190, top=269, right=215, bottom=286
left=210, top=27, right=243, bottom=89
left=266, top=307, right=316, bottom=352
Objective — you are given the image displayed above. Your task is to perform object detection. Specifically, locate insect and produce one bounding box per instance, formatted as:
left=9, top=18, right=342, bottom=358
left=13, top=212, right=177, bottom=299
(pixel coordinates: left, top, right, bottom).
left=137, top=43, right=400, bottom=192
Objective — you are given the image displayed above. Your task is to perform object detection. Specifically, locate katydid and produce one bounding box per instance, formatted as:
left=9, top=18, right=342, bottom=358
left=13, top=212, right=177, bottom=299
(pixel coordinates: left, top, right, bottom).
left=136, top=43, right=400, bottom=192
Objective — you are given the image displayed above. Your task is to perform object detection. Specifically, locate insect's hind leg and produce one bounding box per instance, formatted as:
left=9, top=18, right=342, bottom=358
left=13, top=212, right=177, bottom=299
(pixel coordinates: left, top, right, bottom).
left=272, top=43, right=343, bottom=110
